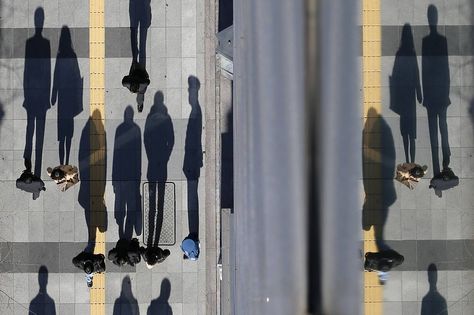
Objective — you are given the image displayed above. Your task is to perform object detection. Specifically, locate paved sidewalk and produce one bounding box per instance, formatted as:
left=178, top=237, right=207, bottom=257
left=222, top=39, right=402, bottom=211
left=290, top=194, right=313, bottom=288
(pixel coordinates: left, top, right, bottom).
left=0, top=0, right=209, bottom=314
left=363, top=0, right=474, bottom=314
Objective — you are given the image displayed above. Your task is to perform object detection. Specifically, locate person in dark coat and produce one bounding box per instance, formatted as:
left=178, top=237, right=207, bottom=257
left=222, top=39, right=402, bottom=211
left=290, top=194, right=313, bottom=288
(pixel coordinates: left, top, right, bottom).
left=122, top=62, right=150, bottom=113
left=364, top=249, right=404, bottom=284
left=422, top=5, right=452, bottom=177
left=127, top=238, right=141, bottom=266
left=51, top=26, right=83, bottom=165
left=16, top=160, right=46, bottom=200
left=108, top=239, right=129, bottom=267
left=72, top=251, right=105, bottom=287
left=139, top=246, right=170, bottom=269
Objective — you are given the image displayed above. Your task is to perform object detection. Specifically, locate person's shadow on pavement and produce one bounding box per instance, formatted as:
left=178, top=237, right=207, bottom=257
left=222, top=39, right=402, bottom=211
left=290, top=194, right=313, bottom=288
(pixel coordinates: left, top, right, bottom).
left=362, top=108, right=397, bottom=251
left=389, top=23, right=422, bottom=164
left=79, top=110, right=108, bottom=252
left=144, top=92, right=174, bottom=247
left=183, top=76, right=203, bottom=240
left=422, top=4, right=451, bottom=177
left=129, top=0, right=151, bottom=67
left=23, top=7, right=51, bottom=177
left=421, top=264, right=448, bottom=315
left=113, top=106, right=142, bottom=240
left=51, top=25, right=83, bottom=165
left=147, top=278, right=172, bottom=315
left=28, top=266, right=57, bottom=315
left=113, top=276, right=140, bottom=315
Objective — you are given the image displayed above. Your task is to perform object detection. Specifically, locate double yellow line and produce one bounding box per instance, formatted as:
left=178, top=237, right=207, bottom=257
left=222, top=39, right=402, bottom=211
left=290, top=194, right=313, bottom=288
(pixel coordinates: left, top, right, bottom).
left=89, top=0, right=106, bottom=314
left=362, top=0, right=383, bottom=314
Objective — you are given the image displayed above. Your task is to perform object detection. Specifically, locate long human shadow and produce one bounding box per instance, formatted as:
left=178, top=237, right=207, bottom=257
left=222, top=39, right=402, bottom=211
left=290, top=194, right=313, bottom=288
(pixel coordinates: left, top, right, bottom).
left=422, top=4, right=451, bottom=176
left=144, top=92, right=174, bottom=246
left=221, top=108, right=233, bottom=210
left=421, top=264, right=448, bottom=315
left=78, top=110, right=108, bottom=252
left=362, top=108, right=397, bottom=251
left=112, top=106, right=142, bottom=240
left=390, top=23, right=422, bottom=163
left=147, top=278, right=172, bottom=315
left=28, top=266, right=56, bottom=315
left=183, top=76, right=203, bottom=240
left=51, top=25, right=83, bottom=165
left=23, top=7, right=51, bottom=176
left=113, top=276, right=140, bottom=315
left=129, top=0, right=151, bottom=67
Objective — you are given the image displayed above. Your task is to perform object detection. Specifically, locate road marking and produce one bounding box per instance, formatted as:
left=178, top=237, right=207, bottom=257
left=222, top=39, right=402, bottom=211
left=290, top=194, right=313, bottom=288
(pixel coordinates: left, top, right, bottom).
left=89, top=0, right=106, bottom=314
left=362, top=0, right=383, bottom=314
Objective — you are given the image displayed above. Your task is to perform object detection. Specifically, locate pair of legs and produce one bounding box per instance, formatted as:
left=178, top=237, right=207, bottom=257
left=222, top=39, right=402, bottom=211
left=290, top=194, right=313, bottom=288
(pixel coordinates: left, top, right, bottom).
left=24, top=111, right=46, bottom=176
left=147, top=182, right=166, bottom=247
left=427, top=107, right=450, bottom=176
left=115, top=182, right=141, bottom=240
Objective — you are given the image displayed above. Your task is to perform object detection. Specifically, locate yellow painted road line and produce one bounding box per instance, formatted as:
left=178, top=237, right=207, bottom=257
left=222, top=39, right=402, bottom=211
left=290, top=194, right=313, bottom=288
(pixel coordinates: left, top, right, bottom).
left=89, top=0, right=106, bottom=314
left=362, top=0, right=383, bottom=314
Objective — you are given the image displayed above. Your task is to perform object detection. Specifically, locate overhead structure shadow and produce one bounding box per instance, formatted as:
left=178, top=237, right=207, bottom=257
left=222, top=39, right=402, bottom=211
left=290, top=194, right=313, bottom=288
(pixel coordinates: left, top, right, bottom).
left=78, top=110, right=108, bottom=252
left=113, top=106, right=142, bottom=240
left=28, top=266, right=57, bottom=315
left=23, top=7, right=51, bottom=176
left=51, top=25, right=83, bottom=165
left=144, top=91, right=174, bottom=246
left=389, top=23, right=422, bottom=164
left=362, top=108, right=397, bottom=251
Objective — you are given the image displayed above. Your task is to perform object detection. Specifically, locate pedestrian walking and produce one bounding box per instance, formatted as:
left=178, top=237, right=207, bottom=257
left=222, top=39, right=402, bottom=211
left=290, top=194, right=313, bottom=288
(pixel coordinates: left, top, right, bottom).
left=122, top=62, right=150, bottom=113
left=47, top=165, right=79, bottom=192
left=72, top=252, right=105, bottom=287
left=108, top=239, right=129, bottom=267
left=127, top=238, right=141, bottom=266
left=139, top=246, right=170, bottom=269
left=364, top=249, right=404, bottom=284
left=181, top=234, right=200, bottom=261
left=16, top=160, right=45, bottom=200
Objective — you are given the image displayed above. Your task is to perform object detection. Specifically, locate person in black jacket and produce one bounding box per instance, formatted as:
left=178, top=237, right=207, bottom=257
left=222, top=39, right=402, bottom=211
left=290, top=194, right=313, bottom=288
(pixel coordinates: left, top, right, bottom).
left=127, top=238, right=141, bottom=266
left=139, top=246, right=170, bottom=269
left=108, top=239, right=129, bottom=267
left=122, top=62, right=150, bottom=113
left=72, top=252, right=105, bottom=287
left=364, top=249, right=404, bottom=284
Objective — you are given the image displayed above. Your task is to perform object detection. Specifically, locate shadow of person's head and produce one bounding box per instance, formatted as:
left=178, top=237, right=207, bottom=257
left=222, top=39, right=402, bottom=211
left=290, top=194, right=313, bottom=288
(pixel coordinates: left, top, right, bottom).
left=58, top=26, right=73, bottom=53
left=124, top=105, right=134, bottom=123
left=121, top=276, right=133, bottom=296
left=428, top=263, right=438, bottom=288
left=34, top=7, right=45, bottom=34
left=188, top=76, right=201, bottom=106
left=160, top=278, right=171, bottom=301
left=151, top=91, right=168, bottom=115
left=400, top=23, right=414, bottom=51
left=428, top=4, right=438, bottom=32
left=38, top=265, right=48, bottom=292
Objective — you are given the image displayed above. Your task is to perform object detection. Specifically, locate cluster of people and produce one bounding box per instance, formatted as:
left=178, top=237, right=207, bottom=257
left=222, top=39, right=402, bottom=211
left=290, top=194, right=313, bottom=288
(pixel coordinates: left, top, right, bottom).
left=72, top=238, right=173, bottom=287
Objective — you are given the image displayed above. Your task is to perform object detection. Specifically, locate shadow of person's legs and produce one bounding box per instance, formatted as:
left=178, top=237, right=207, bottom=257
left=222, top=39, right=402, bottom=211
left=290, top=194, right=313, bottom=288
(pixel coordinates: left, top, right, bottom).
left=427, top=110, right=441, bottom=176
left=34, top=113, right=46, bottom=176
left=24, top=112, right=35, bottom=166
left=438, top=108, right=450, bottom=169
left=187, top=179, right=199, bottom=237
left=147, top=182, right=156, bottom=246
